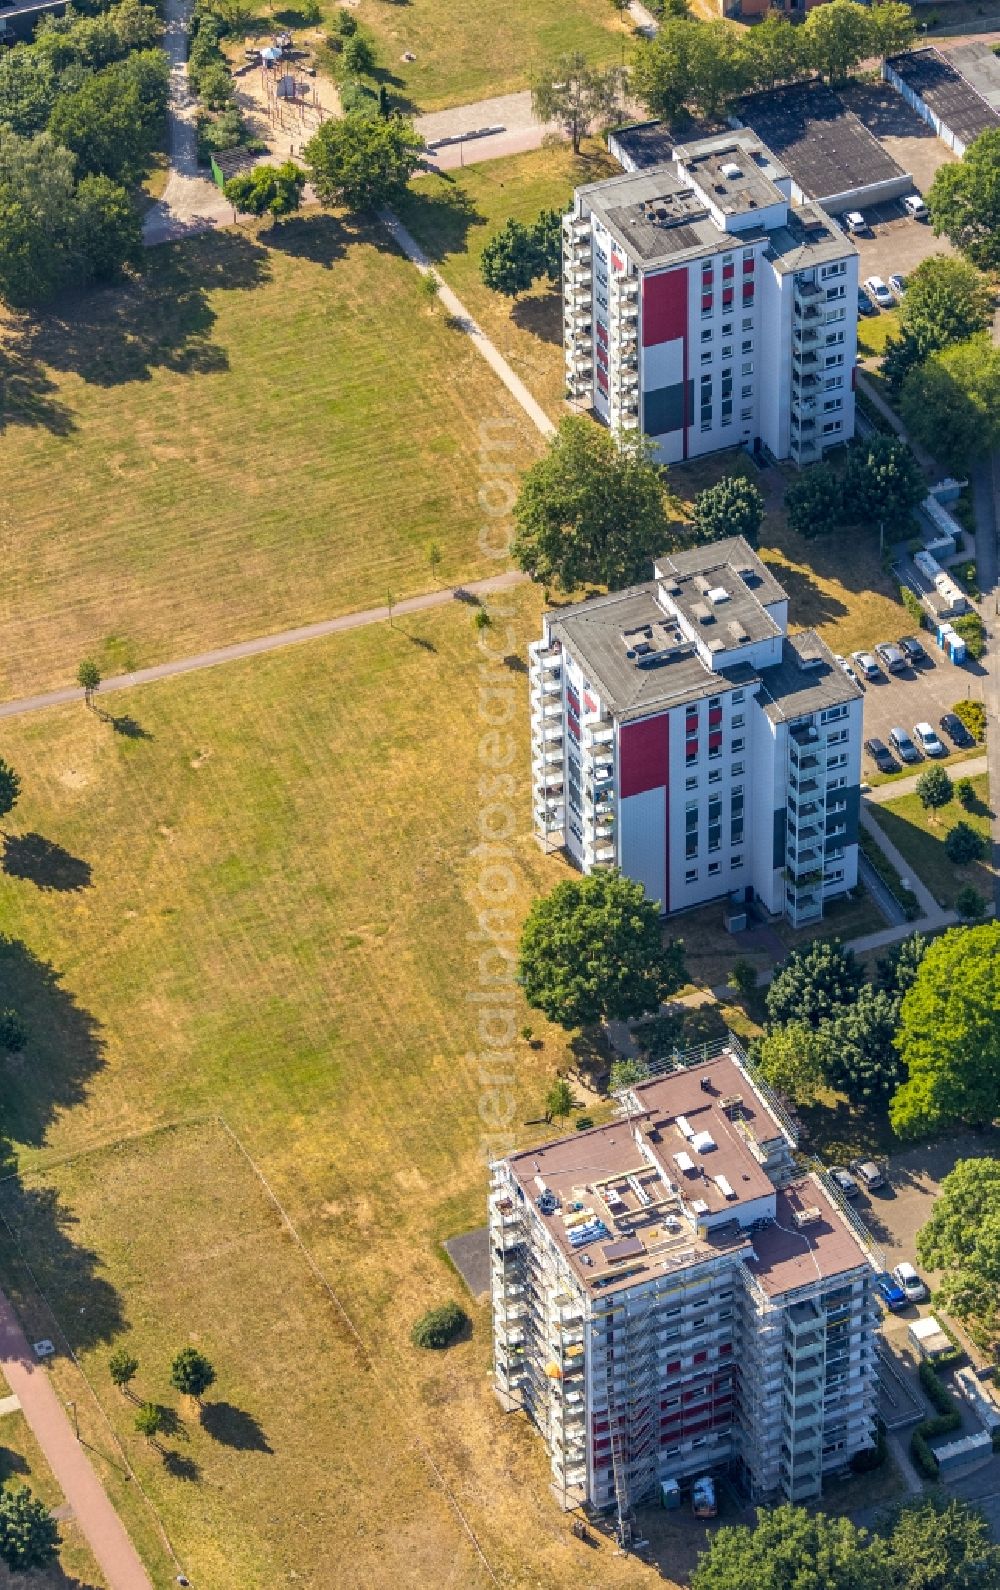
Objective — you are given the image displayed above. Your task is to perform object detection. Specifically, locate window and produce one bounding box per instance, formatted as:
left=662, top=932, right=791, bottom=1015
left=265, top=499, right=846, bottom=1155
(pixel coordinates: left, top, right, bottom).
left=722, top=321, right=733, bottom=335
left=732, top=854, right=743, bottom=868
left=722, top=345, right=733, bottom=359
left=701, top=351, right=712, bottom=366
left=821, top=705, right=847, bottom=723
left=731, top=821, right=744, bottom=845
left=827, top=306, right=846, bottom=323
left=821, top=261, right=845, bottom=279
left=823, top=419, right=842, bottom=435
left=741, top=339, right=752, bottom=354
left=825, top=284, right=846, bottom=301
left=741, top=384, right=752, bottom=399
left=708, top=861, right=721, bottom=876
left=825, top=352, right=844, bottom=368
left=741, top=406, right=752, bottom=420
left=722, top=405, right=733, bottom=424
left=685, top=833, right=698, bottom=858
left=708, top=797, right=722, bottom=822
left=733, top=691, right=744, bottom=705
left=742, top=316, right=752, bottom=331
left=685, top=775, right=698, bottom=792
left=722, top=263, right=735, bottom=282
left=825, top=375, right=843, bottom=391
left=701, top=295, right=713, bottom=315
left=701, top=417, right=712, bottom=432
left=824, top=397, right=842, bottom=413
left=709, top=697, right=721, bottom=709
left=686, top=741, right=698, bottom=765
left=741, top=361, right=753, bottom=376
left=685, top=867, right=698, bottom=884
left=708, top=827, right=722, bottom=852
left=732, top=736, right=745, bottom=752
left=701, top=328, right=712, bottom=344
left=742, top=248, right=754, bottom=267
left=708, top=769, right=722, bottom=785
left=732, top=761, right=744, bottom=776
left=708, top=739, right=721, bottom=758
left=827, top=329, right=845, bottom=346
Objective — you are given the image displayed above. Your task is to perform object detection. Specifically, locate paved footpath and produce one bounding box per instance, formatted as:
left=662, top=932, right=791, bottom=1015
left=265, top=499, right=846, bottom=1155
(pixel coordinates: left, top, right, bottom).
left=0, top=570, right=529, bottom=721
left=864, top=754, right=988, bottom=804
left=0, top=1290, right=153, bottom=1589
left=143, top=0, right=232, bottom=245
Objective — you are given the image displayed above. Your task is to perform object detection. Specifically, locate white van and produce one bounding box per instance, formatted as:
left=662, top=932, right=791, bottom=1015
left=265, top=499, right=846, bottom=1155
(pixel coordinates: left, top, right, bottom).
left=903, top=194, right=928, bottom=221
left=844, top=210, right=868, bottom=233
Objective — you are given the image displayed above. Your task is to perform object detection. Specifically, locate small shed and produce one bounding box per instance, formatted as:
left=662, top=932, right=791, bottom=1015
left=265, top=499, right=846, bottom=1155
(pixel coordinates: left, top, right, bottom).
left=209, top=147, right=258, bottom=193
left=908, top=1314, right=953, bottom=1361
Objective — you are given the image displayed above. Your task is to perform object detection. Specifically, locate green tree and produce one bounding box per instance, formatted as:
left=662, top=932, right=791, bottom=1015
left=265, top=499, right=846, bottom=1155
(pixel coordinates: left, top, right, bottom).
left=74, top=173, right=143, bottom=285
left=841, top=435, right=925, bottom=531
left=335, top=6, right=357, bottom=34
left=955, top=777, right=976, bottom=811
left=0, top=1011, right=26, bottom=1053
left=0, top=759, right=21, bottom=825
left=170, top=1346, right=216, bottom=1402
left=47, top=50, right=170, bottom=184
left=134, top=1402, right=163, bottom=1443
left=609, top=1057, right=651, bottom=1091
left=927, top=128, right=1000, bottom=271
left=945, top=820, right=985, bottom=863
left=803, top=0, right=874, bottom=83
left=915, top=763, right=953, bottom=813
left=518, top=871, right=686, bottom=1029
left=900, top=335, right=1000, bottom=471
left=752, top=1022, right=828, bottom=1106
left=545, top=1077, right=574, bottom=1124
left=225, top=160, right=305, bottom=220
left=0, top=1486, right=58, bottom=1574
left=77, top=659, right=101, bottom=704
left=688, top=20, right=749, bottom=119
left=876, top=930, right=927, bottom=998
left=0, top=49, right=56, bottom=138
left=819, top=985, right=904, bottom=1107
left=530, top=53, right=622, bottom=154
left=0, top=130, right=78, bottom=307
left=784, top=465, right=841, bottom=538
left=690, top=474, right=764, bottom=547
left=512, top=417, right=672, bottom=591
left=766, top=938, right=861, bottom=1029
left=890, top=922, right=1000, bottom=1137
left=867, top=0, right=916, bottom=58
left=690, top=1503, right=887, bottom=1590
left=479, top=218, right=539, bottom=299
left=342, top=34, right=375, bottom=75
left=884, top=254, right=994, bottom=393
left=887, top=1495, right=1000, bottom=1589
left=916, top=1160, right=1000, bottom=1345
left=727, top=956, right=757, bottom=999
left=900, top=584, right=925, bottom=628
left=953, top=611, right=987, bottom=660
left=410, top=1301, right=467, bottom=1349
left=108, top=1347, right=139, bottom=1395
left=955, top=884, right=986, bottom=920
left=531, top=207, right=563, bottom=285
left=304, top=112, right=425, bottom=211
left=740, top=11, right=805, bottom=92
left=632, top=19, right=698, bottom=123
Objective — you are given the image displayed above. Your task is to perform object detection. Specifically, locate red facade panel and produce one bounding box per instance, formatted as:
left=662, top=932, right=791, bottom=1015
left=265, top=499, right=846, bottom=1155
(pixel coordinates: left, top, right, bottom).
left=642, top=267, right=688, bottom=347
left=619, top=715, right=668, bottom=799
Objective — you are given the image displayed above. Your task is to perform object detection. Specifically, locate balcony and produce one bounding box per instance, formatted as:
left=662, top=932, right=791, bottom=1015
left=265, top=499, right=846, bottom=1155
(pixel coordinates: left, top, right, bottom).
left=585, top=720, right=614, bottom=747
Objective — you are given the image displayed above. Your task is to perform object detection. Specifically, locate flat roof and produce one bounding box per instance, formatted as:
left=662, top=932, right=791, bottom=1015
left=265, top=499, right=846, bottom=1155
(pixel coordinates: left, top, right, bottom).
left=610, top=120, right=676, bottom=170
left=757, top=631, right=862, bottom=722
left=548, top=538, right=786, bottom=719
left=507, top=1052, right=873, bottom=1299
left=674, top=136, right=787, bottom=216
left=737, top=81, right=907, bottom=205
left=948, top=41, right=1000, bottom=116
left=747, top=1180, right=872, bottom=1298
left=887, top=48, right=1000, bottom=146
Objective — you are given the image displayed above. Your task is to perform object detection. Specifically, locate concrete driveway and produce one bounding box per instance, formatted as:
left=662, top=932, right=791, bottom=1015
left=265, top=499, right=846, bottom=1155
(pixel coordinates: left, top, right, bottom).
left=854, top=646, right=986, bottom=774
left=856, top=1129, right=1000, bottom=1265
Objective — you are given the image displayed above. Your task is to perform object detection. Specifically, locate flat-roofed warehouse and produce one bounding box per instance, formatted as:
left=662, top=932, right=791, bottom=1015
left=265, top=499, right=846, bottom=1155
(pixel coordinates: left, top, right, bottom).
left=884, top=46, right=1000, bottom=156
left=733, top=81, right=913, bottom=213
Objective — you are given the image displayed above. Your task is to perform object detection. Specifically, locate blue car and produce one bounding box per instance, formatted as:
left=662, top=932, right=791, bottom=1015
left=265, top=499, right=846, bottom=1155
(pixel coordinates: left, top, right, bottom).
left=875, top=1273, right=906, bottom=1312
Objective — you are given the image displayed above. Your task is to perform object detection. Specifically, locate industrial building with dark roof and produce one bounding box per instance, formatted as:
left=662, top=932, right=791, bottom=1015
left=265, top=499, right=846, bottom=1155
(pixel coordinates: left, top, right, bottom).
left=884, top=47, right=1000, bottom=154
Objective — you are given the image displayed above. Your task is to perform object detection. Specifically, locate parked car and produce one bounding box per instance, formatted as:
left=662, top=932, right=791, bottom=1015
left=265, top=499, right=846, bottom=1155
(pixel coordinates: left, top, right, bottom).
left=903, top=194, right=928, bottom=221
left=875, top=641, right=907, bottom=674
left=829, top=1166, right=860, bottom=1199
left=864, top=737, right=896, bottom=774
left=857, top=287, right=878, bottom=316
left=892, top=1261, right=928, bottom=1303
left=940, top=711, right=975, bottom=748
left=852, top=650, right=881, bottom=681
left=835, top=654, right=863, bottom=689
left=875, top=1273, right=907, bottom=1312
left=864, top=276, right=895, bottom=309
left=898, top=634, right=929, bottom=667
left=889, top=725, right=920, bottom=764
left=888, top=272, right=907, bottom=300
left=845, top=210, right=869, bottom=234
left=851, top=1159, right=886, bottom=1191
left=914, top=721, right=945, bottom=757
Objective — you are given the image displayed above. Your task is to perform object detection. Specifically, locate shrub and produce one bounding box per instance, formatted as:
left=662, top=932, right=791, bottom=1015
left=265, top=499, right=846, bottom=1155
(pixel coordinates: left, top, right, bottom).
left=953, top=698, right=986, bottom=741
left=956, top=778, right=976, bottom=810
left=956, top=884, right=986, bottom=920
left=411, top=1301, right=468, bottom=1350
left=609, top=1057, right=650, bottom=1091
left=336, top=5, right=357, bottom=32
left=953, top=611, right=986, bottom=660
left=945, top=821, right=985, bottom=863
left=900, top=585, right=925, bottom=628
left=910, top=1366, right=962, bottom=1480
left=728, top=957, right=757, bottom=999
left=338, top=76, right=377, bottom=116
left=574, top=1115, right=594, bottom=1131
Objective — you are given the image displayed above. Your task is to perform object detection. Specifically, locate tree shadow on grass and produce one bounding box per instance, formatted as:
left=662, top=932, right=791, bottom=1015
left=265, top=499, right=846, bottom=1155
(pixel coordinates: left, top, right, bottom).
left=107, top=714, right=153, bottom=742
left=0, top=335, right=74, bottom=438
left=262, top=212, right=352, bottom=270
left=0, top=936, right=104, bottom=1147
left=391, top=182, right=487, bottom=263
left=3, top=835, right=92, bottom=893
left=11, top=230, right=271, bottom=396
left=0, top=1446, right=29, bottom=1484
left=761, top=557, right=848, bottom=629
left=161, top=1449, right=201, bottom=1482
left=511, top=286, right=562, bottom=346
left=0, top=1182, right=124, bottom=1353
left=200, top=1401, right=272, bottom=1453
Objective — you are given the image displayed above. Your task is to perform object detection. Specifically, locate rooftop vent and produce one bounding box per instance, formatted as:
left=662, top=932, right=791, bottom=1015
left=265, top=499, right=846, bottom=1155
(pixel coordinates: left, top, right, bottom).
left=673, top=1151, right=696, bottom=1175
left=714, top=1175, right=737, bottom=1200
left=792, top=1205, right=822, bottom=1229
left=721, top=161, right=742, bottom=180
left=707, top=586, right=729, bottom=605
left=675, top=1115, right=694, bottom=1139
left=692, top=602, right=714, bottom=626
left=691, top=1130, right=717, bottom=1154
left=694, top=575, right=712, bottom=594
left=691, top=1198, right=709, bottom=1215
left=727, top=620, right=749, bottom=644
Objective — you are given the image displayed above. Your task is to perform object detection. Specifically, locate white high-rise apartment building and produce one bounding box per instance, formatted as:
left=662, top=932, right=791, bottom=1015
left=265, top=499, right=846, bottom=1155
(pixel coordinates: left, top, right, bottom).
left=490, top=1044, right=881, bottom=1520
left=563, top=130, right=860, bottom=467
left=529, top=537, right=862, bottom=928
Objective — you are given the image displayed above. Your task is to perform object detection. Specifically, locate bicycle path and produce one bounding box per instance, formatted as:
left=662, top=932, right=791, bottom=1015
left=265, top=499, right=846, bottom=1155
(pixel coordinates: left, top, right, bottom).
left=0, top=1289, right=153, bottom=1589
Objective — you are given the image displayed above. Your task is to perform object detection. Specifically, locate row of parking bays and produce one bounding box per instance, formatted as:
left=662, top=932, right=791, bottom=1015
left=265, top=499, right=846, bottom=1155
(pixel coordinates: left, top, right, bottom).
left=835, top=639, right=980, bottom=776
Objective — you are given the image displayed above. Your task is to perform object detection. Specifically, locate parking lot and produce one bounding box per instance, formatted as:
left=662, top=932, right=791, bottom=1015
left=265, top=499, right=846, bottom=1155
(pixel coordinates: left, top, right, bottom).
left=849, top=641, right=985, bottom=774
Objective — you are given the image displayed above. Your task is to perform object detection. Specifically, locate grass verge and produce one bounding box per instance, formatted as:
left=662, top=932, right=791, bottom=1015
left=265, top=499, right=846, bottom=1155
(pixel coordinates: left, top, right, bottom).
left=869, top=772, right=994, bottom=909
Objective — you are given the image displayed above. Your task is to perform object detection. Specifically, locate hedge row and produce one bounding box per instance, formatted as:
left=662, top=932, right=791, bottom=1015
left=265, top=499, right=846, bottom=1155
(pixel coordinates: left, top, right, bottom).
left=910, top=1358, right=963, bottom=1478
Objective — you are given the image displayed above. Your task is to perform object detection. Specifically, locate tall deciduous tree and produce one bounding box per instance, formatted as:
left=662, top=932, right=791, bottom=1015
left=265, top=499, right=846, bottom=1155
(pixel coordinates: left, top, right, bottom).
left=883, top=254, right=994, bottom=391
left=512, top=417, right=672, bottom=591
left=518, top=871, right=686, bottom=1029
left=304, top=112, right=424, bottom=211
left=819, top=985, right=904, bottom=1107
left=480, top=218, right=539, bottom=298
left=530, top=54, right=623, bottom=154
left=690, top=474, right=764, bottom=547
left=841, top=435, right=925, bottom=531
left=170, top=1346, right=216, bottom=1402
left=916, top=1159, right=1000, bottom=1345
left=0, top=759, right=21, bottom=826
left=803, top=0, right=874, bottom=83
left=690, top=1503, right=888, bottom=1590
left=225, top=161, right=305, bottom=221
left=927, top=128, right=1000, bottom=271
left=867, top=0, right=916, bottom=58
left=0, top=1486, right=58, bottom=1574
left=752, top=1022, right=827, bottom=1106
left=900, top=335, right=1000, bottom=471
left=784, top=465, right=842, bottom=538
left=915, top=764, right=953, bottom=813
left=632, top=19, right=698, bottom=123
left=887, top=1495, right=1000, bottom=1590
left=740, top=12, right=805, bottom=92
left=890, top=922, right=1000, bottom=1138
left=765, top=938, right=861, bottom=1029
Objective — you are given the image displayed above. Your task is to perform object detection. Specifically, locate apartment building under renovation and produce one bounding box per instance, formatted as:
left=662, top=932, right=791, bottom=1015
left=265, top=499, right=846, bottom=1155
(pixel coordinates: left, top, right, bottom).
left=490, top=1045, right=880, bottom=1533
